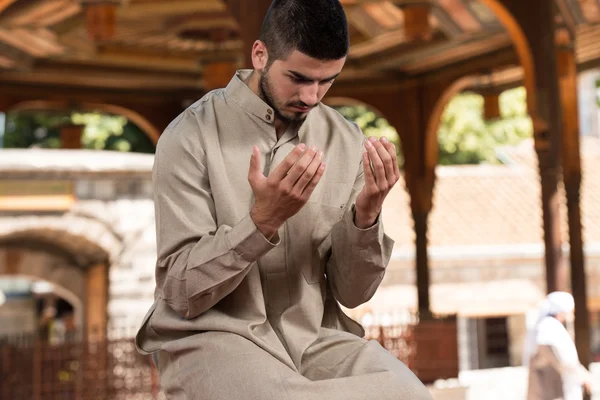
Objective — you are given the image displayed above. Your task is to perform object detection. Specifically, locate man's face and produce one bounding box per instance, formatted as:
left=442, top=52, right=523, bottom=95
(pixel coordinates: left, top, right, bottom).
left=258, top=49, right=346, bottom=123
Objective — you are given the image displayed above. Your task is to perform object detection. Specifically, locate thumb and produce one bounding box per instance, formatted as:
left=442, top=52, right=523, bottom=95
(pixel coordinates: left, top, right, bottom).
left=248, top=146, right=264, bottom=185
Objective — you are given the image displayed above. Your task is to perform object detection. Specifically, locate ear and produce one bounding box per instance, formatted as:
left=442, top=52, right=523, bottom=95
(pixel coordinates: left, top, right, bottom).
left=251, top=40, right=269, bottom=71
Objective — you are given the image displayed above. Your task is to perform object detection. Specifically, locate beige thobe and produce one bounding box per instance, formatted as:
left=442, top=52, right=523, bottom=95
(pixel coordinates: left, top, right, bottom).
left=136, top=70, right=431, bottom=400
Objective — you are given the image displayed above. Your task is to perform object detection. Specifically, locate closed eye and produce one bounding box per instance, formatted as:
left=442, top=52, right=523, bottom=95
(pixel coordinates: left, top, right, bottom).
left=288, top=73, right=338, bottom=85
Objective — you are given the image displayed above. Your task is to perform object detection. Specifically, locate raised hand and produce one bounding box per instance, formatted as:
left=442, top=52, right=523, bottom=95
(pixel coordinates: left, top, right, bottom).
left=354, top=136, right=400, bottom=229
left=248, top=143, right=326, bottom=239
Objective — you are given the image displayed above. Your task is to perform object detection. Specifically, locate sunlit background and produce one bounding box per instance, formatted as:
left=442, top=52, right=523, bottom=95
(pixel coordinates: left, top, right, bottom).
left=1, top=0, right=600, bottom=399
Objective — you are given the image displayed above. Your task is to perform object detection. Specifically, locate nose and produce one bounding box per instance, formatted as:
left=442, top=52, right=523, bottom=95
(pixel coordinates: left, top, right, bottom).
left=299, top=83, right=319, bottom=107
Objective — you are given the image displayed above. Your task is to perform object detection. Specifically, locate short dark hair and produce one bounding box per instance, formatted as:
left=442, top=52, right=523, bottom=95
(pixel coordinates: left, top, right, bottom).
left=260, top=0, right=349, bottom=63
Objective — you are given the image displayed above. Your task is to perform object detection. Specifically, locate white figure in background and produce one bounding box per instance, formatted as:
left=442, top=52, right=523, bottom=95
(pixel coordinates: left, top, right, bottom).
left=523, top=291, right=593, bottom=400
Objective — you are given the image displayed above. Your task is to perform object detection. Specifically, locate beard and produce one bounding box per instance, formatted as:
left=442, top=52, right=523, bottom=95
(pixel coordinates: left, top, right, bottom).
left=259, top=70, right=316, bottom=124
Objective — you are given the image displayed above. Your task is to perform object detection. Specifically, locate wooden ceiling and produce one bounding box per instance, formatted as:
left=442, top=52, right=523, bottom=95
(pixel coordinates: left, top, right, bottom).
left=1, top=0, right=600, bottom=96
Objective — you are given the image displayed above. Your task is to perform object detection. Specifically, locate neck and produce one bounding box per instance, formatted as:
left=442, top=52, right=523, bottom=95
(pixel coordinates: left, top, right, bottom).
left=245, top=70, right=289, bottom=139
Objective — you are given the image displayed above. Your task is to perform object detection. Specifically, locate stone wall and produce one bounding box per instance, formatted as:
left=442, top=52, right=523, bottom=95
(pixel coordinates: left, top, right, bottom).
left=70, top=177, right=157, bottom=334
left=0, top=150, right=157, bottom=336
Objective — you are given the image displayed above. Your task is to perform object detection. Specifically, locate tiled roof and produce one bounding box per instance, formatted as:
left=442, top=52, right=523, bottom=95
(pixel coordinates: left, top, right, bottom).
left=382, top=137, right=600, bottom=250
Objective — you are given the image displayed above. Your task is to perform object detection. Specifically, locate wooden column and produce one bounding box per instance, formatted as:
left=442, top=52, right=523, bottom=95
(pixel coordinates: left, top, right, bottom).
left=500, top=0, right=566, bottom=293
left=483, top=92, right=501, bottom=121
left=85, top=262, right=108, bottom=398
left=339, top=81, right=449, bottom=320
left=86, top=263, right=108, bottom=341
left=60, top=124, right=84, bottom=149
left=224, top=0, right=272, bottom=68
left=557, top=39, right=591, bottom=368
left=376, top=85, right=435, bottom=320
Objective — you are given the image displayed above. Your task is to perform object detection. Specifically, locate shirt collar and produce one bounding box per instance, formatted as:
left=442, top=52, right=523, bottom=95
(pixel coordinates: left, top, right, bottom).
left=225, top=69, right=275, bottom=125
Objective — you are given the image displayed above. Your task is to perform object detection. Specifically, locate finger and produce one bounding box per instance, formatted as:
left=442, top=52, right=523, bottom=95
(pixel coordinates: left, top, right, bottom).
left=301, top=162, right=326, bottom=200
left=373, top=139, right=395, bottom=187
left=248, top=146, right=263, bottom=184
left=282, top=146, right=318, bottom=187
left=381, top=138, right=400, bottom=180
left=364, top=138, right=386, bottom=190
left=362, top=152, right=377, bottom=192
left=292, top=150, right=323, bottom=195
left=269, top=143, right=307, bottom=181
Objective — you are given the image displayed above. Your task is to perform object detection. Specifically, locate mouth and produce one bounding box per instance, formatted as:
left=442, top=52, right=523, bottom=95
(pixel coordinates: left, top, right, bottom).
left=290, top=106, right=312, bottom=113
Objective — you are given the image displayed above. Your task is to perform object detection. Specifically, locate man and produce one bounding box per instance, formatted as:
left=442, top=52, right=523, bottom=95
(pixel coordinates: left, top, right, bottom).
left=523, top=292, right=593, bottom=400
left=136, top=1, right=431, bottom=399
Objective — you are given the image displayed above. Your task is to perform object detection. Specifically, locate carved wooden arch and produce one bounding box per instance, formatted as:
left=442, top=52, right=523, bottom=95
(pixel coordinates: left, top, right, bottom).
left=8, top=100, right=160, bottom=146
left=424, top=0, right=544, bottom=171
left=324, top=96, right=403, bottom=147
left=324, top=96, right=388, bottom=120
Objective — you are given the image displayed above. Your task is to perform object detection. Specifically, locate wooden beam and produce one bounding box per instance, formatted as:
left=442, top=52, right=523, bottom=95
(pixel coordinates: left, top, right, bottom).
left=0, top=0, right=18, bottom=13
left=0, top=81, right=199, bottom=108
left=437, top=0, right=482, bottom=32
left=0, top=55, right=16, bottom=69
left=340, top=0, right=434, bottom=4
left=376, top=32, right=511, bottom=72
left=0, top=0, right=72, bottom=27
left=12, top=28, right=65, bottom=55
left=464, top=66, right=523, bottom=94
left=554, top=0, right=578, bottom=34
left=579, top=0, right=600, bottom=23
left=0, top=38, right=34, bottom=70
left=430, top=4, right=463, bottom=38
left=0, top=28, right=48, bottom=57
left=63, top=47, right=203, bottom=73
left=349, top=29, right=409, bottom=59
left=0, top=63, right=203, bottom=90
left=564, top=0, right=587, bottom=24
left=403, top=5, right=432, bottom=41
left=362, top=2, right=404, bottom=30
left=347, top=6, right=388, bottom=38
left=117, top=0, right=226, bottom=19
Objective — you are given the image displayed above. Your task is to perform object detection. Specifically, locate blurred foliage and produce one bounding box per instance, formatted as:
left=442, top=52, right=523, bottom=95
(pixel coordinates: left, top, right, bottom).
left=335, top=86, right=532, bottom=167
left=438, top=87, right=532, bottom=165
left=334, top=104, right=404, bottom=167
left=3, top=111, right=155, bottom=153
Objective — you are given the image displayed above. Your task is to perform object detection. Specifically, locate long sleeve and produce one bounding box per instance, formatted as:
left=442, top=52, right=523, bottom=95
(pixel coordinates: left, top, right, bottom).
left=153, top=112, right=278, bottom=320
left=326, top=156, right=394, bottom=309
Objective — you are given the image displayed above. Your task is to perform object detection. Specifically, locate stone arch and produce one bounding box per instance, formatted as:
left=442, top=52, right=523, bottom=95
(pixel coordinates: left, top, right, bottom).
left=0, top=219, right=123, bottom=340
left=10, top=272, right=86, bottom=331
left=0, top=214, right=123, bottom=263
left=8, top=100, right=161, bottom=146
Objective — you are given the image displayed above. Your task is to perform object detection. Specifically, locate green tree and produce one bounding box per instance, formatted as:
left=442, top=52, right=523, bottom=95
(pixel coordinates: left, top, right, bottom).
left=437, top=87, right=532, bottom=165
left=335, top=87, right=532, bottom=167
left=3, top=111, right=155, bottom=153
left=334, top=104, right=403, bottom=167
